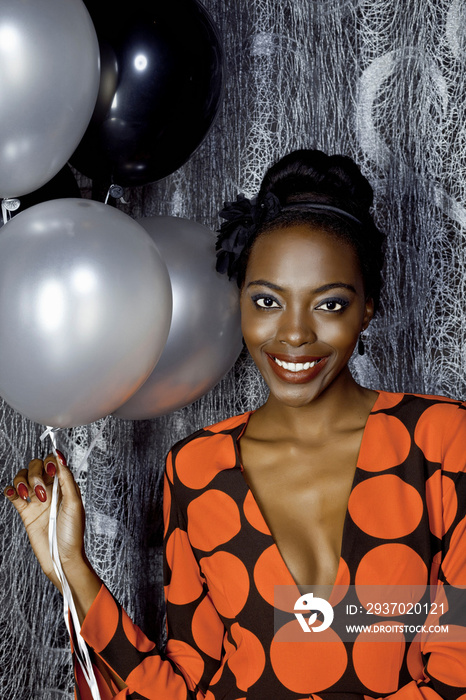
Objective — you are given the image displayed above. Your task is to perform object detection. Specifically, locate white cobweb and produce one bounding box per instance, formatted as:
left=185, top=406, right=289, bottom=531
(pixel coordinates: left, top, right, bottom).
left=2, top=0, right=466, bottom=696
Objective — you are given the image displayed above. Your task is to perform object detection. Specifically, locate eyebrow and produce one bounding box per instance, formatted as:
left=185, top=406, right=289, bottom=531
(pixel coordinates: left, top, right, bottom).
left=246, top=280, right=357, bottom=294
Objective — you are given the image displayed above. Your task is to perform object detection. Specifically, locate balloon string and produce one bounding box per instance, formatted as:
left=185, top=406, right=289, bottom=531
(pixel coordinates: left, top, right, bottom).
left=75, top=417, right=109, bottom=479
left=1, top=200, right=10, bottom=225
left=40, top=426, right=102, bottom=700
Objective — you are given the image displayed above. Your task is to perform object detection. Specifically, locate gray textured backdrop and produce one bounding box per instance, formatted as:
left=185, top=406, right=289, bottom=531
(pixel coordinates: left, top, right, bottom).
left=2, top=0, right=466, bottom=697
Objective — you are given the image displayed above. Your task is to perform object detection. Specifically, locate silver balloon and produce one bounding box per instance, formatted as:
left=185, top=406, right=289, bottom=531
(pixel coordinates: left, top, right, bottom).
left=114, top=216, right=242, bottom=419
left=0, top=199, right=172, bottom=427
left=0, top=0, right=100, bottom=198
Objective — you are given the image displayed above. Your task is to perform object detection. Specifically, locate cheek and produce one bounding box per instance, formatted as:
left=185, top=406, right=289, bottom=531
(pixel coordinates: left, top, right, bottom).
left=314, top=314, right=362, bottom=347
left=240, top=308, right=274, bottom=348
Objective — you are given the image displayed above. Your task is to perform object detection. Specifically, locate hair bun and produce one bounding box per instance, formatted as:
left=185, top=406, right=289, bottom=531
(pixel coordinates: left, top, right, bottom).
left=258, top=149, right=374, bottom=218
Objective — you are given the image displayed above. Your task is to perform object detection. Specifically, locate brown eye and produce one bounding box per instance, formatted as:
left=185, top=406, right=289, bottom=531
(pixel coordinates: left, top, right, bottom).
left=253, top=295, right=280, bottom=309
left=316, top=297, right=349, bottom=312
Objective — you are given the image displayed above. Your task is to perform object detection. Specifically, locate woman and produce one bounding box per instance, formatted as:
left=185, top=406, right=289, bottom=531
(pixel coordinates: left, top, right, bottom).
left=5, top=149, right=466, bottom=699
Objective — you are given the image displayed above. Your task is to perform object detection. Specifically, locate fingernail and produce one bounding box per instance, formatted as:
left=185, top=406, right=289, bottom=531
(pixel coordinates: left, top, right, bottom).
left=45, top=462, right=56, bottom=477
left=17, top=483, right=29, bottom=501
left=34, top=485, right=47, bottom=503
left=56, top=450, right=67, bottom=466
left=6, top=488, right=15, bottom=497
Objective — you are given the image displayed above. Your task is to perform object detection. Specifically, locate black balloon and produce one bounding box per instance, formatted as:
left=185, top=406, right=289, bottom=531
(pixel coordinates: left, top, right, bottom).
left=70, top=0, right=224, bottom=188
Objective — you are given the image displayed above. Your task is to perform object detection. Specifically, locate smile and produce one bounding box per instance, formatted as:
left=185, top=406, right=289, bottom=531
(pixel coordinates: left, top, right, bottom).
left=265, top=353, right=328, bottom=384
left=272, top=357, right=321, bottom=372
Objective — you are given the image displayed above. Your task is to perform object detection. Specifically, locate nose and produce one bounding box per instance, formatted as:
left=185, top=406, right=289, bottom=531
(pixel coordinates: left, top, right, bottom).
left=278, top=305, right=316, bottom=347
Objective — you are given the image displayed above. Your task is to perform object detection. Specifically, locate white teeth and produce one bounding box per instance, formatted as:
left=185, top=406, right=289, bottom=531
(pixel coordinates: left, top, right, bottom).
left=273, top=357, right=320, bottom=372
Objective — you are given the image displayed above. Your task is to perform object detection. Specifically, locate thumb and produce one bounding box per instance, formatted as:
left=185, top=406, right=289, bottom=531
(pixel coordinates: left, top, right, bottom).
left=49, top=452, right=82, bottom=505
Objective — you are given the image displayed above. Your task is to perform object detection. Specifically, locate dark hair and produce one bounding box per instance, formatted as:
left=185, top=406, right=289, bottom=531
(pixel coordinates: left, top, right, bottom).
left=219, top=149, right=385, bottom=312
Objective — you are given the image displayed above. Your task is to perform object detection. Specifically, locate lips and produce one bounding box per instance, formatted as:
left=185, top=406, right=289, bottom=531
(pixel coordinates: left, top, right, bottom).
left=266, top=353, right=328, bottom=384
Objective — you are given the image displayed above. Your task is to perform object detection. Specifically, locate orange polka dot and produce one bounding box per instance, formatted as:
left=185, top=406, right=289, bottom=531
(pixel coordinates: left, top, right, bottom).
left=424, top=625, right=466, bottom=686
left=430, top=551, right=442, bottom=586
left=254, top=545, right=293, bottom=609
left=228, top=623, right=266, bottom=691
left=163, top=474, right=171, bottom=537
left=270, top=620, right=347, bottom=693
left=441, top=515, right=466, bottom=586
left=165, top=528, right=204, bottom=605
left=348, top=475, right=423, bottom=539
left=425, top=472, right=457, bottom=539
left=415, top=403, right=466, bottom=470
left=374, top=392, right=404, bottom=410
left=358, top=414, right=411, bottom=471
left=199, top=551, right=250, bottom=617
left=164, top=638, right=204, bottom=690
left=418, top=582, right=448, bottom=629
left=207, top=413, right=252, bottom=434
left=329, top=558, right=350, bottom=607
left=187, top=490, right=241, bottom=552
left=81, top=586, right=119, bottom=652
left=355, top=544, right=428, bottom=587
left=165, top=451, right=174, bottom=483
left=417, top=690, right=443, bottom=700
left=274, top=584, right=304, bottom=614
left=191, top=596, right=225, bottom=660
left=175, top=433, right=237, bottom=489
left=243, top=489, right=270, bottom=534
left=208, top=663, right=223, bottom=687
left=125, top=655, right=188, bottom=698
left=456, top=695, right=466, bottom=700
left=122, top=611, right=156, bottom=653
left=406, top=635, right=425, bottom=680
left=352, top=623, right=405, bottom=693
left=94, top=663, right=117, bottom=696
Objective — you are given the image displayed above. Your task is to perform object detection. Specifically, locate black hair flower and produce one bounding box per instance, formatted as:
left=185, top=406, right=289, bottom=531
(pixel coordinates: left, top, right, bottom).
left=215, top=191, right=281, bottom=282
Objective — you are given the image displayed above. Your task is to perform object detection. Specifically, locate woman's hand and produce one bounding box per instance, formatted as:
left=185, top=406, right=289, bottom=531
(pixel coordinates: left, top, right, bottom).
left=4, top=452, right=88, bottom=593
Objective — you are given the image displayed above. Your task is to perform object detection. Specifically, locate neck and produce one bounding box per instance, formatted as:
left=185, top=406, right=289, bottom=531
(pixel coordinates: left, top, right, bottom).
left=254, top=369, right=377, bottom=440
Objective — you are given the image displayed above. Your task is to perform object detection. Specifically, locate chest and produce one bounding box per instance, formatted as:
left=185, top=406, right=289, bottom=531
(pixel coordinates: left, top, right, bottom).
left=240, top=436, right=362, bottom=587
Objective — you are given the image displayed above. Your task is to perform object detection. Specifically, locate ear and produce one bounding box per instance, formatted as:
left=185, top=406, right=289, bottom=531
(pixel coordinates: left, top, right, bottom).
left=362, top=297, right=375, bottom=331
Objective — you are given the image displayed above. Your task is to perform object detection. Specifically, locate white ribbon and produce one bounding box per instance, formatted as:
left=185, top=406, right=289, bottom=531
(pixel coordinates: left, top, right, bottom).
left=40, top=424, right=108, bottom=700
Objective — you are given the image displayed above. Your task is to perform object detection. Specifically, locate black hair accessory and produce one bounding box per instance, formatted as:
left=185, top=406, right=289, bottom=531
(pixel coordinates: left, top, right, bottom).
left=215, top=191, right=362, bottom=282
left=215, top=191, right=281, bottom=281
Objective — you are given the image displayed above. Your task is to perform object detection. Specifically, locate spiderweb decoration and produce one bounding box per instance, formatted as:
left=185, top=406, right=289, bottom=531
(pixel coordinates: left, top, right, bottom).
left=2, top=0, right=466, bottom=696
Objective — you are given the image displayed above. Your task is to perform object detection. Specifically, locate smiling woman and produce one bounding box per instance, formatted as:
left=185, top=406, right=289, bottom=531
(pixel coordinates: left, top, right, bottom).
left=240, top=226, right=373, bottom=405
left=5, top=150, right=466, bottom=699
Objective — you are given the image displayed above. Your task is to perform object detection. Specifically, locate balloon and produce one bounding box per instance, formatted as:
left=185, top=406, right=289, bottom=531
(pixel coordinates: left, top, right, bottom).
left=70, top=0, right=224, bottom=187
left=0, top=0, right=100, bottom=198
left=0, top=199, right=172, bottom=427
left=114, top=216, right=242, bottom=419
left=10, top=166, right=82, bottom=216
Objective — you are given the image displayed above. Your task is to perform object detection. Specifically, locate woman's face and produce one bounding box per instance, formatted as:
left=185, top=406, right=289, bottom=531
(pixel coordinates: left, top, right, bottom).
left=240, top=224, right=374, bottom=408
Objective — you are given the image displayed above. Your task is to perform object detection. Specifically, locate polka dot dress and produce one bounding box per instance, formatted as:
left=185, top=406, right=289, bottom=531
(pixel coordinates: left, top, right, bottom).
left=79, top=392, right=466, bottom=699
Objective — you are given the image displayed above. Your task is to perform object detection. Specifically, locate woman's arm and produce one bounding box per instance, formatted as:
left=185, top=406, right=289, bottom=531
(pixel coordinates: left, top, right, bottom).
left=4, top=452, right=101, bottom=616
left=5, top=448, right=225, bottom=698
left=4, top=453, right=127, bottom=696
left=78, top=467, right=225, bottom=698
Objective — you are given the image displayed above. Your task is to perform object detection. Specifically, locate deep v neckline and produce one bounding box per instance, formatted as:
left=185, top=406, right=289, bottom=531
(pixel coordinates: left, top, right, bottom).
left=235, top=391, right=383, bottom=590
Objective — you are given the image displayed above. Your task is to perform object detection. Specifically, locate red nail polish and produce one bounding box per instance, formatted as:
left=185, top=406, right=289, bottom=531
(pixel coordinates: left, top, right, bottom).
left=35, top=485, right=47, bottom=503
left=56, top=450, right=67, bottom=466
left=45, top=462, right=56, bottom=477
left=6, top=488, right=15, bottom=497
left=17, top=483, right=29, bottom=501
